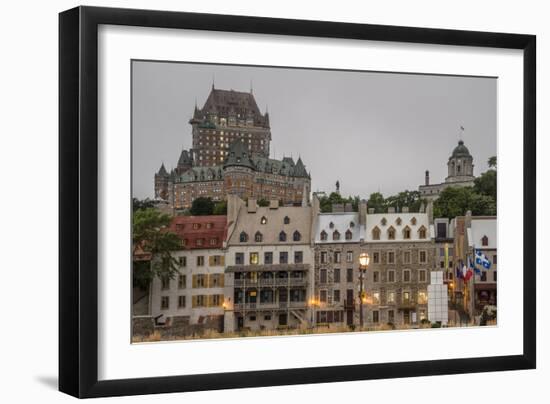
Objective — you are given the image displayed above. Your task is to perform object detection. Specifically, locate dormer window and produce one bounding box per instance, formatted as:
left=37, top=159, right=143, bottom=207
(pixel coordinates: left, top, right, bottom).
left=418, top=226, right=427, bottom=239
left=260, top=216, right=267, bottom=225
left=255, top=231, right=263, bottom=242
left=388, top=226, right=396, bottom=240
left=193, top=223, right=201, bottom=230
left=345, top=230, right=353, bottom=240
left=279, top=231, right=287, bottom=242
left=239, top=232, right=248, bottom=243
left=349, top=221, right=355, bottom=228
left=403, top=226, right=411, bottom=240
left=320, top=230, right=328, bottom=241
left=329, top=222, right=335, bottom=229
left=411, top=217, right=417, bottom=225
left=372, top=227, right=381, bottom=240
left=333, top=230, right=340, bottom=241
left=293, top=231, right=301, bottom=242
left=482, top=235, right=489, bottom=246
left=284, top=216, right=290, bottom=225
left=381, top=218, right=387, bottom=226
left=396, top=217, right=402, bottom=226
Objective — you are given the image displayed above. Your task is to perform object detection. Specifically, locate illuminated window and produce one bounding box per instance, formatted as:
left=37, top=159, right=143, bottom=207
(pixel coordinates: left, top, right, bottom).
left=249, top=252, right=259, bottom=265
left=387, top=291, right=395, bottom=304
left=372, top=292, right=380, bottom=304
left=418, top=291, right=428, bottom=304
left=260, top=216, right=267, bottom=225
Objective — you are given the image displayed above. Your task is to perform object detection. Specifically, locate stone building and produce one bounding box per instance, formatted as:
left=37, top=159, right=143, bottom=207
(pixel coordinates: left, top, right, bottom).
left=311, top=198, right=367, bottom=327
left=223, top=195, right=315, bottom=332
left=419, top=140, right=476, bottom=200
left=154, top=86, right=311, bottom=211
left=363, top=208, right=436, bottom=326
left=149, top=215, right=228, bottom=334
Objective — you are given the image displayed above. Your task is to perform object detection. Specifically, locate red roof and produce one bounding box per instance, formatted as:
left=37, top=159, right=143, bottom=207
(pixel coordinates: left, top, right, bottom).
left=168, top=215, right=227, bottom=250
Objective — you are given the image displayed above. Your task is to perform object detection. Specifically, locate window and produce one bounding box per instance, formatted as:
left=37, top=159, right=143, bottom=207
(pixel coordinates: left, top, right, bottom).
left=334, top=251, right=341, bottom=263
left=178, top=295, right=186, bottom=308
left=332, top=230, right=340, bottom=241
left=193, top=295, right=207, bottom=307
left=419, top=226, right=427, bottom=239
left=388, top=270, right=395, bottom=283
left=372, top=292, right=380, bottom=305
left=284, top=216, right=290, bottom=224
left=249, top=252, right=259, bottom=265
left=178, top=256, right=187, bottom=267
left=419, top=250, right=427, bottom=264
left=419, top=269, right=427, bottom=282
left=209, top=237, right=218, bottom=246
left=387, top=251, right=395, bottom=264
left=403, top=269, right=411, bottom=282
left=320, top=230, right=327, bottom=241
left=320, top=290, right=328, bottom=303
left=329, top=221, right=335, bottom=229
left=373, top=271, right=380, bottom=283
left=320, top=251, right=327, bottom=264
left=260, top=216, right=267, bottom=225
left=418, top=291, right=427, bottom=304
left=372, top=310, right=379, bottom=323
left=239, top=231, right=248, bottom=242
left=482, top=235, right=489, bottom=246
left=195, top=238, right=204, bottom=247
left=493, top=254, right=497, bottom=264
left=264, top=315, right=272, bottom=321
left=294, top=251, right=303, bottom=264
left=193, top=223, right=201, bottom=230
left=481, top=272, right=487, bottom=281
left=293, top=231, right=301, bottom=242
left=280, top=251, right=288, bottom=264
left=387, top=291, right=396, bottom=304
left=388, top=226, right=396, bottom=240
left=388, top=310, right=395, bottom=323
left=403, top=226, right=411, bottom=239
left=178, top=275, right=186, bottom=289
left=255, top=231, right=263, bottom=242
left=346, top=251, right=353, bottom=263
left=320, top=269, right=327, bottom=284
left=345, top=230, right=353, bottom=240
left=175, top=223, right=184, bottom=231
left=161, top=296, right=169, bottom=310
left=381, top=218, right=387, bottom=226
left=333, top=289, right=340, bottom=302
left=333, top=268, right=341, bottom=283
left=403, top=250, right=411, bottom=264
left=403, top=291, right=411, bottom=303
left=211, top=294, right=223, bottom=307
left=193, top=274, right=207, bottom=288
left=161, top=277, right=170, bottom=290
left=264, top=252, right=273, bottom=264
left=396, top=217, right=402, bottom=226
left=411, top=217, right=417, bottom=225
left=373, top=252, right=380, bottom=264
left=206, top=222, right=213, bottom=229
left=346, top=268, right=353, bottom=282
left=235, top=252, right=244, bottom=265
left=494, top=271, right=497, bottom=282
left=437, top=222, right=447, bottom=238
left=372, top=227, right=381, bottom=240
left=279, top=231, right=287, bottom=242
left=197, top=256, right=205, bottom=266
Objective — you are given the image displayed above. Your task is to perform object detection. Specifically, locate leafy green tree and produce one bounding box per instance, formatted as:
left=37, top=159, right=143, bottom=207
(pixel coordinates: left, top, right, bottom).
left=433, top=186, right=496, bottom=219
left=474, top=169, right=497, bottom=200
left=257, top=198, right=270, bottom=207
left=385, top=190, right=425, bottom=213
left=213, top=200, right=227, bottom=215
left=366, top=192, right=386, bottom=213
left=133, top=197, right=155, bottom=211
left=488, top=156, right=497, bottom=169
left=190, top=197, right=215, bottom=216
left=132, top=209, right=181, bottom=289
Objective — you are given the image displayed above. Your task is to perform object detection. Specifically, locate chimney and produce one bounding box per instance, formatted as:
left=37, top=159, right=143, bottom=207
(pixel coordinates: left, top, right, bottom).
left=388, top=207, right=396, bottom=213
left=269, top=199, right=279, bottom=209
left=368, top=208, right=375, bottom=214
left=425, top=170, right=430, bottom=186
left=344, top=203, right=353, bottom=212
left=359, top=200, right=368, bottom=225
left=247, top=199, right=257, bottom=213
left=402, top=206, right=409, bottom=213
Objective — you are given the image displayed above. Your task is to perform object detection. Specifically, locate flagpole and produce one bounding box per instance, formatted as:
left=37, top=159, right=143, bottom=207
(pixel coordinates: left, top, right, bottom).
left=471, top=244, right=476, bottom=325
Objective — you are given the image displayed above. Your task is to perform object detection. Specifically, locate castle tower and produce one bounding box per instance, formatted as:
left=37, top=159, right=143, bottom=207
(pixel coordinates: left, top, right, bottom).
left=445, top=140, right=475, bottom=183
left=189, top=87, right=271, bottom=167
left=175, top=149, right=193, bottom=175
left=154, top=163, right=170, bottom=200
left=223, top=140, right=256, bottom=200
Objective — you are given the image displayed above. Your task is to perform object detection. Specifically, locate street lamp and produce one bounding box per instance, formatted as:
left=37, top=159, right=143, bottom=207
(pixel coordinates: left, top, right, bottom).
left=358, top=252, right=370, bottom=328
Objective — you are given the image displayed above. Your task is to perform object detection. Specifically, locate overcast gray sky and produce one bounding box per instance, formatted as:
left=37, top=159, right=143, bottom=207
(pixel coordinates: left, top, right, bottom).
left=132, top=61, right=496, bottom=200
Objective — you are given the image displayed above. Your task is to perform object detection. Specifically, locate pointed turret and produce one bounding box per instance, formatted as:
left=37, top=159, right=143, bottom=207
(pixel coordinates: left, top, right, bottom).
left=157, top=163, right=168, bottom=177
left=223, top=140, right=255, bottom=170
left=293, top=157, right=308, bottom=177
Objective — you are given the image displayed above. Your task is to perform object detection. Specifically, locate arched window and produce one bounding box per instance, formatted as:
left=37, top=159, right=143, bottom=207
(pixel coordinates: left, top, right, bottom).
left=320, top=230, right=327, bottom=241
left=260, top=216, right=267, bottom=225
left=396, top=217, right=402, bottom=226
left=372, top=227, right=381, bottom=240
left=388, top=226, right=396, bottom=240
left=255, top=231, right=263, bottom=242
left=239, top=232, right=248, bottom=242
left=411, top=217, right=417, bottom=225
left=345, top=230, right=353, bottom=240
left=482, top=235, right=489, bottom=246
left=381, top=218, right=387, bottom=226
left=284, top=216, right=290, bottom=225
left=329, top=221, right=335, bottom=229
left=418, top=226, right=427, bottom=239
left=293, top=231, right=301, bottom=242
left=403, top=226, right=411, bottom=240
left=349, top=221, right=355, bottom=228
left=333, top=230, right=340, bottom=241
left=279, top=231, right=287, bottom=242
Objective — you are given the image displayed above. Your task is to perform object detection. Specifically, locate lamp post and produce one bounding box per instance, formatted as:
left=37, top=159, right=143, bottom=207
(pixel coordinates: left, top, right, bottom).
left=358, top=252, right=370, bottom=328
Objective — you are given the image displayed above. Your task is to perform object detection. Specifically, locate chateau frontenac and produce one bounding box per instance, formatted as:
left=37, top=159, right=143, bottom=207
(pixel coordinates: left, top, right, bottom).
left=154, top=85, right=311, bottom=210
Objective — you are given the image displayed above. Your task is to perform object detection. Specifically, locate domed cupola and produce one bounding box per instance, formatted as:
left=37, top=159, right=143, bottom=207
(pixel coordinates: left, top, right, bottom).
left=451, top=140, right=472, bottom=158
left=446, top=140, right=475, bottom=183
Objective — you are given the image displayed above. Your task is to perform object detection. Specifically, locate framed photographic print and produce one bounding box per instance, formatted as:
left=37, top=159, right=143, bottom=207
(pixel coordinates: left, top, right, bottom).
left=59, top=6, right=536, bottom=398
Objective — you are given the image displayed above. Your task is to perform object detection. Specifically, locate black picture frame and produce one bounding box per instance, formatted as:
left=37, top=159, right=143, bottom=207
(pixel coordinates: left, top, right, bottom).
left=59, top=5, right=536, bottom=398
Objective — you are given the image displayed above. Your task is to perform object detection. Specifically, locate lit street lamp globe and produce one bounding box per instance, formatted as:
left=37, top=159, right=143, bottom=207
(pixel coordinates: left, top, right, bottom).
left=359, top=252, right=370, bottom=268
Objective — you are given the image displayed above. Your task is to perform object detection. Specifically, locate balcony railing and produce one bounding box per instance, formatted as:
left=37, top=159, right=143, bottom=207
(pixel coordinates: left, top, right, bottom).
left=233, top=301, right=307, bottom=310
left=234, top=278, right=307, bottom=287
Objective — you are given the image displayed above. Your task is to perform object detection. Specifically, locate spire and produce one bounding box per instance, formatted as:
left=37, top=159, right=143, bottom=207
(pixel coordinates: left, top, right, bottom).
left=250, top=80, right=253, bottom=94
left=157, top=163, right=168, bottom=177
left=212, top=74, right=215, bottom=90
